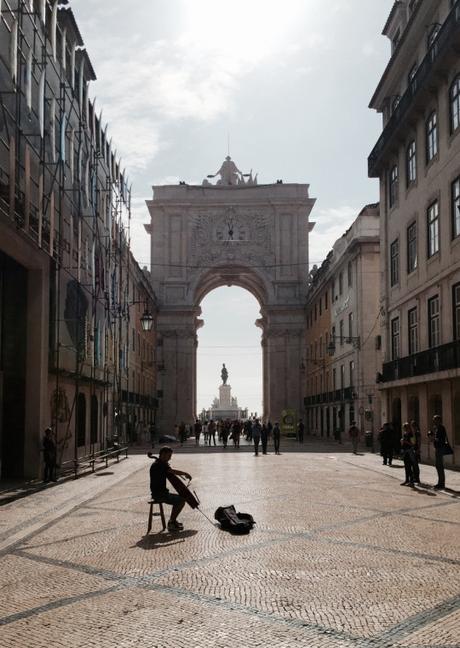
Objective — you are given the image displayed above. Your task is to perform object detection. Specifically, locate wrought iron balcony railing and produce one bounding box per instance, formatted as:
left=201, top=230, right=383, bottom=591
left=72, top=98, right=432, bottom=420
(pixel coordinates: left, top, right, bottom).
left=368, top=0, right=460, bottom=177
left=381, top=339, right=460, bottom=382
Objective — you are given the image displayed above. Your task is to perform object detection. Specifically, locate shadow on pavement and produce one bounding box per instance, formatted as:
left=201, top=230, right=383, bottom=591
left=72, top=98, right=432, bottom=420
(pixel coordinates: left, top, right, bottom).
left=136, top=529, right=198, bottom=550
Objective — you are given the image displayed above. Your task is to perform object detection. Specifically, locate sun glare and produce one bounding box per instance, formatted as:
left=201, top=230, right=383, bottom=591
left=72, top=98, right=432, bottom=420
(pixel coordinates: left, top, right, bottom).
left=183, top=0, right=305, bottom=61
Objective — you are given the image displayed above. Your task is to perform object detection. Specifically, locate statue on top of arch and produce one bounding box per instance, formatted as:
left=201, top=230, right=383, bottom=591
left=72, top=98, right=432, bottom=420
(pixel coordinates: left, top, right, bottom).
left=203, top=156, right=258, bottom=187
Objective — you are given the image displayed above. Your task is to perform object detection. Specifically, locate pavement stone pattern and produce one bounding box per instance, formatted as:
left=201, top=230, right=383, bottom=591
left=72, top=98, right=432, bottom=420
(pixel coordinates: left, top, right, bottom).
left=0, top=441, right=459, bottom=647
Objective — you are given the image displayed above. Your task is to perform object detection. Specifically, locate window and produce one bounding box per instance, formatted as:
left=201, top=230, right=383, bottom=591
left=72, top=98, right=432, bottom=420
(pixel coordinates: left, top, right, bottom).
left=391, top=317, right=400, bottom=360
left=390, top=239, right=399, bottom=286
left=406, top=140, right=416, bottom=185
left=325, top=291, right=328, bottom=310
left=389, top=164, right=398, bottom=207
left=348, top=312, right=353, bottom=338
left=319, top=298, right=322, bottom=316
left=427, top=201, right=439, bottom=257
left=450, top=76, right=460, bottom=133
left=453, top=283, right=460, bottom=340
left=408, top=307, right=418, bottom=355
left=339, top=320, right=344, bottom=345
left=428, top=295, right=440, bottom=348
left=407, top=221, right=417, bottom=273
left=347, top=261, right=352, bottom=287
left=331, top=281, right=335, bottom=302
left=391, top=95, right=401, bottom=114
left=339, top=272, right=343, bottom=295
left=408, top=63, right=418, bottom=92
left=427, top=24, right=440, bottom=50
left=452, top=176, right=460, bottom=239
left=349, top=361, right=355, bottom=387
left=426, top=111, right=438, bottom=163
left=332, top=368, right=337, bottom=391
left=340, top=365, right=345, bottom=390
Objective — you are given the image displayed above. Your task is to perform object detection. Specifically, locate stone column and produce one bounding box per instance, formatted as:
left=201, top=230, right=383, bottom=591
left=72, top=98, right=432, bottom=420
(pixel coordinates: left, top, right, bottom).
left=265, top=325, right=304, bottom=424
left=156, top=309, right=197, bottom=434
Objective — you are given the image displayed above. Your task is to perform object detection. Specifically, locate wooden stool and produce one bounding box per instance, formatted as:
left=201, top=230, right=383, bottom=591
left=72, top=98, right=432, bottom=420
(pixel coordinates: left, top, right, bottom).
left=147, top=499, right=166, bottom=533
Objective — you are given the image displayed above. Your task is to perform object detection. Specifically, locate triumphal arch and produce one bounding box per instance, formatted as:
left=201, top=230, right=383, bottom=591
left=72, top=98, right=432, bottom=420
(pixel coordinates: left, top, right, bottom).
left=145, top=157, right=315, bottom=433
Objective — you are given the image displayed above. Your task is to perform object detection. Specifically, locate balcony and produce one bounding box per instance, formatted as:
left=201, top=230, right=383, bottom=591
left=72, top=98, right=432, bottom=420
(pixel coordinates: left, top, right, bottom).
left=381, top=340, right=460, bottom=382
left=368, top=1, right=460, bottom=177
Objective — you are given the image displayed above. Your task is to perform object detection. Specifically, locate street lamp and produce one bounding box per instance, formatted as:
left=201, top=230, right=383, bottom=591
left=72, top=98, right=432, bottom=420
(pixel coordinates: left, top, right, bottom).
left=140, top=310, right=154, bottom=332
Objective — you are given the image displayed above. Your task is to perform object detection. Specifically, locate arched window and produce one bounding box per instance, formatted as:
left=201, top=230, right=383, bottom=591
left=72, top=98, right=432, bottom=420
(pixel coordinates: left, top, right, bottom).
left=76, top=393, right=86, bottom=447
left=90, top=395, right=98, bottom=444
left=406, top=140, right=417, bottom=185
left=450, top=75, right=460, bottom=133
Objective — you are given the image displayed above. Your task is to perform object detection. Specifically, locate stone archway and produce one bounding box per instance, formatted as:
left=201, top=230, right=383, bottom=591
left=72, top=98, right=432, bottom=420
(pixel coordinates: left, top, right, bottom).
left=145, top=157, right=316, bottom=433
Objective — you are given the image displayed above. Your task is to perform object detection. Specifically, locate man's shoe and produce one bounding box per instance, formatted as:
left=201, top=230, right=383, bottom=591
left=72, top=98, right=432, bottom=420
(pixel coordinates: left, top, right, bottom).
left=400, top=481, right=409, bottom=486
left=433, top=484, right=445, bottom=490
left=167, top=520, right=183, bottom=531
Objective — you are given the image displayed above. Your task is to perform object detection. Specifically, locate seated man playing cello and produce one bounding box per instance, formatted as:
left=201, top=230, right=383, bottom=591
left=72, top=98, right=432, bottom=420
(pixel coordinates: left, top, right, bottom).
left=149, top=446, right=191, bottom=531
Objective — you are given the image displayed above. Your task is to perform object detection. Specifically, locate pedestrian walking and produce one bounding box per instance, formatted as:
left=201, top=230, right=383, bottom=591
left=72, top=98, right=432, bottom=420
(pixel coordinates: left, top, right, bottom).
left=273, top=422, right=281, bottom=455
left=297, top=419, right=305, bottom=443
left=348, top=421, right=360, bottom=454
left=378, top=422, right=394, bottom=466
left=428, top=415, right=451, bottom=489
left=231, top=420, right=241, bottom=448
left=43, top=427, right=57, bottom=482
left=202, top=420, right=209, bottom=444
left=252, top=419, right=262, bottom=456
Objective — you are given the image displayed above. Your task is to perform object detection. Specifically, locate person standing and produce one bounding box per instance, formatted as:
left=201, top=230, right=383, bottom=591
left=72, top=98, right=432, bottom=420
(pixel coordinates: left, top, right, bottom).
left=252, top=419, right=262, bottom=456
left=378, top=422, right=394, bottom=466
left=297, top=419, right=305, bottom=443
left=221, top=420, right=230, bottom=449
left=348, top=421, right=360, bottom=454
left=273, top=422, right=281, bottom=455
left=409, top=420, right=421, bottom=484
left=428, top=415, right=449, bottom=489
left=400, top=422, right=416, bottom=486
left=194, top=419, right=202, bottom=446
left=178, top=422, right=187, bottom=446
left=43, top=427, right=57, bottom=482
left=208, top=419, right=217, bottom=446
left=261, top=423, right=269, bottom=455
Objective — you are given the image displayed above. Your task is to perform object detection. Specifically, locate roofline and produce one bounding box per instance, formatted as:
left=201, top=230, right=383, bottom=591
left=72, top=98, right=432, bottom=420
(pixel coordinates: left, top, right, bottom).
left=369, top=1, right=422, bottom=110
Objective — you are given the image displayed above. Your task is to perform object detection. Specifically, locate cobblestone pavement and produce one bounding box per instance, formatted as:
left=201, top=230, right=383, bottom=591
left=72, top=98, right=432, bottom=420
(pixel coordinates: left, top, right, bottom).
left=0, top=443, right=459, bottom=648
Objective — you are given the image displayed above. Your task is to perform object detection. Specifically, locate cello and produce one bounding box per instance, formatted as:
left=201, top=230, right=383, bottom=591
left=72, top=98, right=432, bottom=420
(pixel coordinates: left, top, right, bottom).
left=147, top=452, right=200, bottom=509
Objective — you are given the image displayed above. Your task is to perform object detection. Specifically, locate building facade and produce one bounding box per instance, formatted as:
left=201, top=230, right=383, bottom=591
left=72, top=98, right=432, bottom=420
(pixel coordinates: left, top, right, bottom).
left=0, top=1, right=155, bottom=478
left=305, top=205, right=381, bottom=440
left=369, top=0, right=460, bottom=465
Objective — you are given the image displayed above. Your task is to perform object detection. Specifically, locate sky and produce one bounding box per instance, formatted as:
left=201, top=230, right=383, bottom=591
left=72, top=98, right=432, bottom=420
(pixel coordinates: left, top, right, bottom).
left=73, top=0, right=394, bottom=415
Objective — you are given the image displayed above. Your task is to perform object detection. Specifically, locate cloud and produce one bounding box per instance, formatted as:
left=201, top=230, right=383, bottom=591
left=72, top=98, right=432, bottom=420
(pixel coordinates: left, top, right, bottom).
left=309, top=205, right=359, bottom=265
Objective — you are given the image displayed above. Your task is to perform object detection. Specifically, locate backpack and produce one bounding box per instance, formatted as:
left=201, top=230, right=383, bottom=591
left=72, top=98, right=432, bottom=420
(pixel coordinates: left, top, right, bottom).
left=214, top=505, right=255, bottom=535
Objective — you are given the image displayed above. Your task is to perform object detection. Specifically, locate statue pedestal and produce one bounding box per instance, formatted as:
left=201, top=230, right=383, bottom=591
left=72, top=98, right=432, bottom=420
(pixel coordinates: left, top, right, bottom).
left=219, top=384, right=232, bottom=408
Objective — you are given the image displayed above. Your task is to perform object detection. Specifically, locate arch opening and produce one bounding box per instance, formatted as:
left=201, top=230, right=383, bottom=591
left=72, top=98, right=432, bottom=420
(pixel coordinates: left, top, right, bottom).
left=197, top=286, right=263, bottom=422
